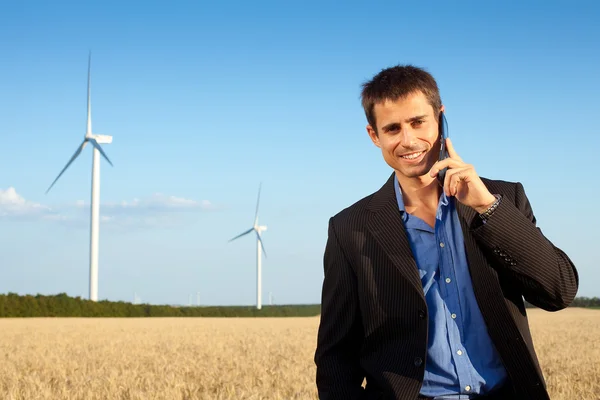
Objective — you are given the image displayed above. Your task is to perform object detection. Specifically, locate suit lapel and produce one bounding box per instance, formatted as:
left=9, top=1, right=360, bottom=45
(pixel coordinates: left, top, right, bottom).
left=454, top=182, right=502, bottom=297
left=454, top=201, right=477, bottom=227
left=366, top=173, right=425, bottom=297
left=455, top=201, right=491, bottom=292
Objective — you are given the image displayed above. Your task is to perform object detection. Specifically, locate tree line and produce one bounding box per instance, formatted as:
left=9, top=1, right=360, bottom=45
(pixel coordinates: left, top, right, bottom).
left=525, top=296, right=600, bottom=309
left=0, top=293, right=321, bottom=317
left=0, top=293, right=597, bottom=318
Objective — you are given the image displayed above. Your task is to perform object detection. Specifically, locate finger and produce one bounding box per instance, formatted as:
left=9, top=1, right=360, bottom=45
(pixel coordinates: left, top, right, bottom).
left=443, top=168, right=457, bottom=197
left=453, top=167, right=473, bottom=196
left=429, top=157, right=465, bottom=178
left=445, top=167, right=470, bottom=197
left=446, top=138, right=463, bottom=161
left=443, top=167, right=462, bottom=197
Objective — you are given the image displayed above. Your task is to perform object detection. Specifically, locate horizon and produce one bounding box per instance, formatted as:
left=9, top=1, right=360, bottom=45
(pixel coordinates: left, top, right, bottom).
left=4, top=291, right=598, bottom=308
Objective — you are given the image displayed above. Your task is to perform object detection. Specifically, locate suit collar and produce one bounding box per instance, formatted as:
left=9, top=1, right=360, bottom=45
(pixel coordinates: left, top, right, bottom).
left=366, top=172, right=397, bottom=213
left=367, top=171, right=478, bottom=224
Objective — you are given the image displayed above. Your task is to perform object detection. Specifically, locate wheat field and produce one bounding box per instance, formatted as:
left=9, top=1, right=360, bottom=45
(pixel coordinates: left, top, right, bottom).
left=0, top=308, right=598, bottom=400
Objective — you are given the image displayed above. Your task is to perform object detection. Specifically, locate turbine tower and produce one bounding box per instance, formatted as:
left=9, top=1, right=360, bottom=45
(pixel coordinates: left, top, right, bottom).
left=229, top=183, right=267, bottom=310
left=45, top=52, right=113, bottom=302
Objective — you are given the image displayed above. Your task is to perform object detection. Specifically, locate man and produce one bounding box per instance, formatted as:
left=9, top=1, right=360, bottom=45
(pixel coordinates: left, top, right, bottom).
left=314, top=65, right=578, bottom=400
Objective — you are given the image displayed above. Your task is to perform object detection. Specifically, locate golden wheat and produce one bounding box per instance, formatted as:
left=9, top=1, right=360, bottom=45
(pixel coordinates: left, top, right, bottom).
left=0, top=307, right=597, bottom=399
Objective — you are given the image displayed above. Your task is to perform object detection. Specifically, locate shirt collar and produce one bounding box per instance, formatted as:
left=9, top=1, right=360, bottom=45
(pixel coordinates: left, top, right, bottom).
left=393, top=174, right=451, bottom=222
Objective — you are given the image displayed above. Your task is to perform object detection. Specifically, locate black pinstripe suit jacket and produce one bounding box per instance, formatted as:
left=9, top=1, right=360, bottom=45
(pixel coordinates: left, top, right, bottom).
left=314, top=172, right=579, bottom=400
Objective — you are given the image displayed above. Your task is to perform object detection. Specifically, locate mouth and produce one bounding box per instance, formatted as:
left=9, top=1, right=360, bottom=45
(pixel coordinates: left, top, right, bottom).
left=399, top=150, right=425, bottom=161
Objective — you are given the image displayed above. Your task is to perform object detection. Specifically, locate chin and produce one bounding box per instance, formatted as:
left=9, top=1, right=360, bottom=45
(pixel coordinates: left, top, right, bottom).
left=390, top=161, right=429, bottom=178
left=398, top=168, right=429, bottom=179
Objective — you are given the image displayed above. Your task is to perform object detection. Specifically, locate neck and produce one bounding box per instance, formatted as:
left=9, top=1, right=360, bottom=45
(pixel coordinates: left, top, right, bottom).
left=395, top=171, right=441, bottom=209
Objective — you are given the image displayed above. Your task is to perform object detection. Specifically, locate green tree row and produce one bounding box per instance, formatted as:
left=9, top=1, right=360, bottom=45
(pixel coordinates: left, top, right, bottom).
left=0, top=293, right=597, bottom=317
left=0, top=293, right=321, bottom=318
left=525, top=296, right=600, bottom=308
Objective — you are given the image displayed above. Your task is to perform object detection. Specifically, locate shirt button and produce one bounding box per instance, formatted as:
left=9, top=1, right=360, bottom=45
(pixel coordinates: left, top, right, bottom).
left=439, top=242, right=445, bottom=248
left=414, top=357, right=423, bottom=366
left=465, top=385, right=471, bottom=391
left=451, top=313, right=457, bottom=319
left=418, top=310, right=426, bottom=319
left=457, top=350, right=463, bottom=356
left=445, top=278, right=451, bottom=283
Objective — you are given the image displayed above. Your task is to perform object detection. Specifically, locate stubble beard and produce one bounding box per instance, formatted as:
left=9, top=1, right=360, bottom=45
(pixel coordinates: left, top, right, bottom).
left=395, top=151, right=436, bottom=179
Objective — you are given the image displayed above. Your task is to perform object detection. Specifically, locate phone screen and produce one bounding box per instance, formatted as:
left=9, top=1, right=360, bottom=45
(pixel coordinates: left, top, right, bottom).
left=437, top=111, right=449, bottom=185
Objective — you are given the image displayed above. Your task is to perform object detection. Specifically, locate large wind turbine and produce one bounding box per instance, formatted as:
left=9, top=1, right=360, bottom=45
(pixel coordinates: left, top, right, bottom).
left=45, top=52, right=113, bottom=302
left=229, top=183, right=267, bottom=310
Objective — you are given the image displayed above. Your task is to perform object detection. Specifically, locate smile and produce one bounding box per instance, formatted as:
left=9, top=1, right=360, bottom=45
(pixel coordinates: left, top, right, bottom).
left=400, top=151, right=424, bottom=160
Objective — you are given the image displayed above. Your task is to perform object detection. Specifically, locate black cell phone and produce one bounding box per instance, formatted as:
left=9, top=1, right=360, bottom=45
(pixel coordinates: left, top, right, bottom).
left=437, top=111, right=449, bottom=186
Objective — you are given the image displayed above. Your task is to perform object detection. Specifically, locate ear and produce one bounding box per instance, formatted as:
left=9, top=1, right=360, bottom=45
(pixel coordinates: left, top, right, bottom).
left=440, top=104, right=445, bottom=113
left=366, top=125, right=381, bottom=148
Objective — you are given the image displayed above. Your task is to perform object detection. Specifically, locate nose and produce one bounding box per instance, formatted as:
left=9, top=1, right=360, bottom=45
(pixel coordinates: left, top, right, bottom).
left=399, top=127, right=416, bottom=148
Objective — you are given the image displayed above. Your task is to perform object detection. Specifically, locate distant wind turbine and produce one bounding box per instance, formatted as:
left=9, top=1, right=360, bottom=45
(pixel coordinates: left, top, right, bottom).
left=229, top=183, right=267, bottom=310
left=45, top=52, right=113, bottom=302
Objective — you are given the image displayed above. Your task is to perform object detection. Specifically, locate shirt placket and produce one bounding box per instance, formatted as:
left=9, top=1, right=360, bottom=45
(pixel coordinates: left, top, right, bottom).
left=436, top=205, right=474, bottom=398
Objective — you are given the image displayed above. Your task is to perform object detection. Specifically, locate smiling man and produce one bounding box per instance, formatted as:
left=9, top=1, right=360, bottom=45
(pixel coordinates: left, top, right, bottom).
left=314, top=65, right=579, bottom=400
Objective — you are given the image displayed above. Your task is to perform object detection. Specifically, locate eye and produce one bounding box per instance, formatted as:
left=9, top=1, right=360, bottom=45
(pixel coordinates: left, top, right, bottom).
left=412, top=120, right=425, bottom=128
left=385, top=123, right=400, bottom=133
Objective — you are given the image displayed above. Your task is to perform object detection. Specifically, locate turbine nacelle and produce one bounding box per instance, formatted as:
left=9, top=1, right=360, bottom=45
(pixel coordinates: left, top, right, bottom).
left=228, top=225, right=267, bottom=258
left=254, top=224, right=267, bottom=232
left=90, top=134, right=112, bottom=144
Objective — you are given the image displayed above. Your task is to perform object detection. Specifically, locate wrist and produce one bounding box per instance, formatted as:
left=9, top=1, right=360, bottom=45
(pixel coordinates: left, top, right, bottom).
left=477, top=194, right=502, bottom=222
left=474, top=194, right=498, bottom=214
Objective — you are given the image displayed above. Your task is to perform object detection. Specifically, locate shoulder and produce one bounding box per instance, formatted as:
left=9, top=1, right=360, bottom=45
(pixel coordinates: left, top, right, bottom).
left=480, top=177, right=527, bottom=200
left=325, top=173, right=395, bottom=246
left=328, top=192, right=375, bottom=232
left=481, top=177, right=529, bottom=205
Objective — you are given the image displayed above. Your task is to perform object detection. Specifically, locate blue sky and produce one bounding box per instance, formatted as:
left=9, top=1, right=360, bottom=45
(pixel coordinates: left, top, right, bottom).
left=0, top=1, right=598, bottom=305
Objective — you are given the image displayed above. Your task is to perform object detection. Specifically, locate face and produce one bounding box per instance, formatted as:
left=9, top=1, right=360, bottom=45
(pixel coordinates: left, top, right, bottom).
left=367, top=91, right=444, bottom=181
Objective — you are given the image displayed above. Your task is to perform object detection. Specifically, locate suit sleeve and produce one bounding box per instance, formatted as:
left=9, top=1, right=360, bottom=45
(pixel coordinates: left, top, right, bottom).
left=470, top=182, right=579, bottom=311
left=314, top=217, right=365, bottom=400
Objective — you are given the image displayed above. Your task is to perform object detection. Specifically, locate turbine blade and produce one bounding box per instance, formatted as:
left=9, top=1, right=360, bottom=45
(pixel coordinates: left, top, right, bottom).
left=89, top=138, right=113, bottom=166
left=87, top=51, right=92, bottom=136
left=254, top=182, right=261, bottom=225
left=46, top=140, right=87, bottom=194
left=256, top=230, right=267, bottom=258
left=228, top=227, right=253, bottom=242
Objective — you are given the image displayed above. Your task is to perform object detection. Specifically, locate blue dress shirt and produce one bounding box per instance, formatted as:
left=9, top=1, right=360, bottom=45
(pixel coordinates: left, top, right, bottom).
left=393, top=177, right=508, bottom=399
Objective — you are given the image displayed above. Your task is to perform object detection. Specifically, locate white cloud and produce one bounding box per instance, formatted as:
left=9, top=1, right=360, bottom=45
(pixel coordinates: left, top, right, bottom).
left=102, top=193, right=215, bottom=212
left=0, top=187, right=219, bottom=229
left=0, top=187, right=56, bottom=219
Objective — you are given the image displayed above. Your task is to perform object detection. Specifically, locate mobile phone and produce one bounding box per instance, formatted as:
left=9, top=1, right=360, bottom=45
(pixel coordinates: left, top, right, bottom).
left=437, top=111, right=449, bottom=186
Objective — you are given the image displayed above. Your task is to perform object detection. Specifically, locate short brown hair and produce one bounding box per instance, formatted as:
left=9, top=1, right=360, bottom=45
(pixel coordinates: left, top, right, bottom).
left=360, top=65, right=442, bottom=133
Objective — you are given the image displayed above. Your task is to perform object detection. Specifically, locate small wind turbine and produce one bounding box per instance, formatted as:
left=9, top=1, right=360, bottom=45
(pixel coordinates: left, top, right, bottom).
left=229, top=183, right=267, bottom=310
left=45, top=52, right=113, bottom=302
